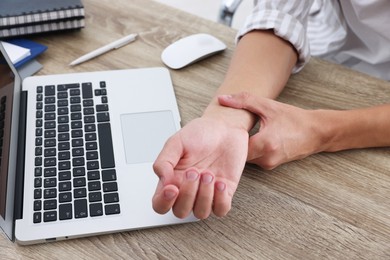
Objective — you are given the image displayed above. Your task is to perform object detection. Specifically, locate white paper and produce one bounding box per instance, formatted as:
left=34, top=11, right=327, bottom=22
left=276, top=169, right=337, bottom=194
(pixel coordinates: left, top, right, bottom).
left=1, top=41, right=31, bottom=64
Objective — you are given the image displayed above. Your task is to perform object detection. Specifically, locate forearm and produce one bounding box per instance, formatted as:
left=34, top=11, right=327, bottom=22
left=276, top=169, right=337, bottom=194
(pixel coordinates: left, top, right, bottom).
left=318, top=105, right=390, bottom=152
left=204, top=30, right=298, bottom=131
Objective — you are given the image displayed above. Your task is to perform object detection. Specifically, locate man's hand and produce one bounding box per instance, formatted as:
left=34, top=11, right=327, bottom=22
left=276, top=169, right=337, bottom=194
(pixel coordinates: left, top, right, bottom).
left=219, top=92, right=325, bottom=169
left=152, top=116, right=249, bottom=219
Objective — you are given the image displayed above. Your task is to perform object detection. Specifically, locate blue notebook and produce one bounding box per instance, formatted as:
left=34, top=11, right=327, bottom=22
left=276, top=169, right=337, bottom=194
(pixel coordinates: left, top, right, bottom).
left=5, top=39, right=47, bottom=68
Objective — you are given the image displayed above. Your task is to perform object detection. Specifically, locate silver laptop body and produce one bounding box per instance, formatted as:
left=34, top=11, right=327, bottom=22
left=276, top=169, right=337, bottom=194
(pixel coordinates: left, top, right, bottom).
left=0, top=42, right=196, bottom=245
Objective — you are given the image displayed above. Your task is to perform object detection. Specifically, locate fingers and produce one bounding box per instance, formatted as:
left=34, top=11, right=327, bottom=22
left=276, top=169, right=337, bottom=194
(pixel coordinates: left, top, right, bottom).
left=212, top=181, right=231, bottom=217
left=152, top=134, right=183, bottom=214
left=153, top=134, right=183, bottom=181
left=218, top=92, right=271, bottom=117
left=152, top=179, right=179, bottom=214
left=193, top=171, right=215, bottom=219
left=173, top=169, right=200, bottom=218
left=159, top=168, right=232, bottom=219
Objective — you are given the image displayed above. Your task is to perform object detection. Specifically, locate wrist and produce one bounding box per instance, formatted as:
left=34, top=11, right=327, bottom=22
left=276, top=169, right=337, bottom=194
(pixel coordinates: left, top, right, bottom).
left=313, top=109, right=356, bottom=152
left=203, top=97, right=257, bottom=132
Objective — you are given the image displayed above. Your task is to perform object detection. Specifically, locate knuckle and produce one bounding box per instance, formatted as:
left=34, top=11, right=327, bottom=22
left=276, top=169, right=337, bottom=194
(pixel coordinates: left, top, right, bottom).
left=194, top=209, right=210, bottom=220
left=213, top=202, right=231, bottom=217
left=239, top=91, right=252, bottom=104
left=152, top=161, right=160, bottom=174
left=173, top=207, right=190, bottom=219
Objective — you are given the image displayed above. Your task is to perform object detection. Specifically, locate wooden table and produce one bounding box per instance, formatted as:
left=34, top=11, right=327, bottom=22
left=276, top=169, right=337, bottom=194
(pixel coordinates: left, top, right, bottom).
left=1, top=0, right=390, bottom=258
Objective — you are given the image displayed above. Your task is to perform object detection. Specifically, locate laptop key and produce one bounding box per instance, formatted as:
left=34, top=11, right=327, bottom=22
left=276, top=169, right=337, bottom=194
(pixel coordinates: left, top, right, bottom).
left=35, top=157, right=42, bottom=166
left=59, top=203, right=73, bottom=220
left=86, top=142, right=97, bottom=150
left=70, top=96, right=81, bottom=104
left=103, top=182, right=117, bottom=192
left=34, top=189, right=42, bottom=199
left=45, top=85, right=55, bottom=96
left=64, top=83, right=80, bottom=89
left=34, top=167, right=42, bottom=177
left=59, top=181, right=72, bottom=192
left=104, top=193, right=119, bottom=203
left=44, top=167, right=57, bottom=177
left=96, top=104, right=108, bottom=112
left=69, top=89, right=80, bottom=96
left=59, top=192, right=72, bottom=203
left=44, top=188, right=57, bottom=199
left=36, top=93, right=43, bottom=101
left=34, top=177, right=42, bottom=188
left=74, top=188, right=87, bottom=198
left=87, top=161, right=99, bottom=170
left=82, top=82, right=93, bottom=99
left=88, top=181, right=101, bottom=191
left=59, top=161, right=71, bottom=170
left=59, top=171, right=71, bottom=181
left=33, top=212, right=41, bottom=223
left=44, top=211, right=57, bottom=222
left=90, top=203, right=103, bottom=217
left=44, top=199, right=57, bottom=210
left=97, top=123, right=115, bottom=169
left=87, top=170, right=100, bottom=180
left=89, top=192, right=102, bottom=202
left=102, top=169, right=116, bottom=181
left=73, top=177, right=86, bottom=187
left=73, top=167, right=85, bottom=177
left=97, top=112, right=110, bottom=122
left=105, top=204, right=120, bottom=215
left=83, top=99, right=94, bottom=107
left=44, top=178, right=56, bottom=188
left=33, top=200, right=42, bottom=211
left=74, top=199, right=88, bottom=218
left=35, top=147, right=42, bottom=156
left=44, top=96, right=55, bottom=104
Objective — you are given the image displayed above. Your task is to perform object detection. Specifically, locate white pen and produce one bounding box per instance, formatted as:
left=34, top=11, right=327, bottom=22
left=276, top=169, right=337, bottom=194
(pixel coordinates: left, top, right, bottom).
left=69, top=33, right=138, bottom=66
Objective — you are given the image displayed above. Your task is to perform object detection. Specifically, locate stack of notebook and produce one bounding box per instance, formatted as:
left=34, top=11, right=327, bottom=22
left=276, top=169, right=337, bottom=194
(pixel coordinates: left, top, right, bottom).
left=0, top=0, right=85, bottom=39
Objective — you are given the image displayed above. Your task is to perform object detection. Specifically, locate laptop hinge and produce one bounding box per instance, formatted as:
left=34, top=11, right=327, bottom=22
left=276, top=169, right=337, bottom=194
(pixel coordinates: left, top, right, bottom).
left=14, top=90, right=28, bottom=223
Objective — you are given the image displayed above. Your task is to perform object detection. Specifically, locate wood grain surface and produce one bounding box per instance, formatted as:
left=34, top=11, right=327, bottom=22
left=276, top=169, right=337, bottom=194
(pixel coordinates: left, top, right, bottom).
left=1, top=0, right=389, bottom=259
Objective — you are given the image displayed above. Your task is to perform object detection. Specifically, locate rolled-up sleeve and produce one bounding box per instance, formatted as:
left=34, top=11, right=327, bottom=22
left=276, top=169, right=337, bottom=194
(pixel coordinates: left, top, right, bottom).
left=237, top=0, right=314, bottom=73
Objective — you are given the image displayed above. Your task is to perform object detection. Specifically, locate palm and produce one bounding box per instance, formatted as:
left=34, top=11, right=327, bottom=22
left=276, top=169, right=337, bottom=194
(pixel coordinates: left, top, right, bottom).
left=172, top=117, right=249, bottom=194
left=152, top=116, right=249, bottom=218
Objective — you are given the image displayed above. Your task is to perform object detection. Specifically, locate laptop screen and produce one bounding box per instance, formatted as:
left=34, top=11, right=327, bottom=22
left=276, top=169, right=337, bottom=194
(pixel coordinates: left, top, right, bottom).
left=0, top=47, right=15, bottom=220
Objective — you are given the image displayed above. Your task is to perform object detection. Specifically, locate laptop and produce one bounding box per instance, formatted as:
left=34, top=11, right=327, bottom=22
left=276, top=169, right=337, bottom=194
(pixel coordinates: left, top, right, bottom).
left=0, top=42, right=196, bottom=244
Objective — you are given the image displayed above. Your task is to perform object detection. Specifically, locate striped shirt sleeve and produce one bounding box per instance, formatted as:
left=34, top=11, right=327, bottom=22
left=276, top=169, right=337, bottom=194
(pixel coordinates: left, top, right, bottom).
left=237, top=0, right=314, bottom=73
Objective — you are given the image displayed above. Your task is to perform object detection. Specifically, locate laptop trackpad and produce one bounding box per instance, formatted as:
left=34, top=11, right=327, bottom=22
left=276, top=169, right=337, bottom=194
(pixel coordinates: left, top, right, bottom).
left=120, top=111, right=177, bottom=164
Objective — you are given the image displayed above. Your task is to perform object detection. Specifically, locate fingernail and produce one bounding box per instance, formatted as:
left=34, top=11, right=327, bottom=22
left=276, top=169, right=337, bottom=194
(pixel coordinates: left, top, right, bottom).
left=221, top=94, right=232, bottom=99
left=186, top=170, right=199, bottom=181
left=201, top=174, right=213, bottom=184
left=216, top=182, right=226, bottom=192
left=164, top=190, right=177, bottom=200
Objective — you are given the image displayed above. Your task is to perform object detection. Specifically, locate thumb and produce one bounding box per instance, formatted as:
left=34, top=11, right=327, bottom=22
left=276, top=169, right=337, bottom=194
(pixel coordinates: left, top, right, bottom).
left=152, top=134, right=183, bottom=214
left=153, top=134, right=183, bottom=183
left=218, top=92, right=270, bottom=117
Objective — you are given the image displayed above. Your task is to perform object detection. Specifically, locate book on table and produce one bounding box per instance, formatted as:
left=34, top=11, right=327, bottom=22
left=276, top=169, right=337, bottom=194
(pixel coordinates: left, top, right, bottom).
left=0, top=0, right=85, bottom=38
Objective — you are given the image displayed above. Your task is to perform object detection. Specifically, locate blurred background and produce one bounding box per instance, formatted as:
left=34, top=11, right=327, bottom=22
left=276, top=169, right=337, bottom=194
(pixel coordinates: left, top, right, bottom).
left=153, top=0, right=253, bottom=29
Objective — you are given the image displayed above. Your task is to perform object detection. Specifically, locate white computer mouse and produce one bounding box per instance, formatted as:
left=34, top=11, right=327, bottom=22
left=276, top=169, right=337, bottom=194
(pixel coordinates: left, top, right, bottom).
left=161, top=33, right=227, bottom=69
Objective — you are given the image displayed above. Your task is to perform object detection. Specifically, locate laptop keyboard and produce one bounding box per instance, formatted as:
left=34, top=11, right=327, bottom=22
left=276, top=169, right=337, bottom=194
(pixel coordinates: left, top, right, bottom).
left=33, top=81, right=120, bottom=223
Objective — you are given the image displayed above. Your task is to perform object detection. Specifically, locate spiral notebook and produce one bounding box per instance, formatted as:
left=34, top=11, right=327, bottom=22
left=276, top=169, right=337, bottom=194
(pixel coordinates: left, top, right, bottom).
left=0, top=0, right=85, bottom=38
